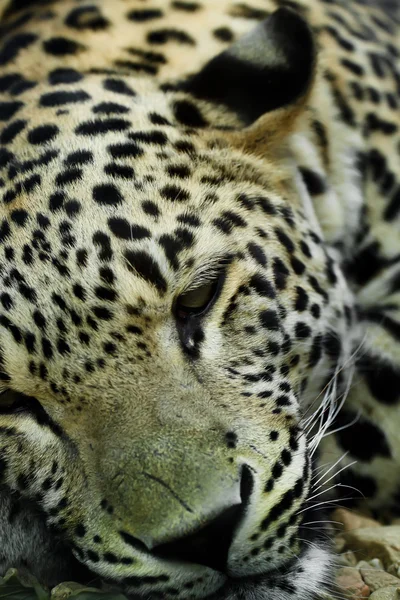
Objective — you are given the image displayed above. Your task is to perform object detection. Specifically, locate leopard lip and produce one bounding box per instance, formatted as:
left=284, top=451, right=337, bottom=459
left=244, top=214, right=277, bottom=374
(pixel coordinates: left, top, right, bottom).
left=117, top=559, right=297, bottom=600
left=151, top=465, right=253, bottom=572
left=152, top=503, right=242, bottom=572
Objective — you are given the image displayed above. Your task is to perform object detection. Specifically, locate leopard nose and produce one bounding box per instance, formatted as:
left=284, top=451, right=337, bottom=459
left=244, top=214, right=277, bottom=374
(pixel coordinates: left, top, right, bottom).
left=152, top=466, right=254, bottom=573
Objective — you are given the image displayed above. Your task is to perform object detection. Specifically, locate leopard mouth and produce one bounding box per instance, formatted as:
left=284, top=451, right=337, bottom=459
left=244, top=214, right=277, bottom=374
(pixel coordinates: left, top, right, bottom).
left=151, top=464, right=254, bottom=573
left=152, top=503, right=242, bottom=572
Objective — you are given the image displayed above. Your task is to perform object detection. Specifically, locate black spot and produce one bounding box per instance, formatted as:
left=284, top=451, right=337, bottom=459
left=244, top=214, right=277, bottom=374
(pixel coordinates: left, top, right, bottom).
left=1, top=293, right=13, bottom=310
left=249, top=274, right=275, bottom=299
left=142, top=201, right=160, bottom=217
left=76, top=118, right=130, bottom=136
left=247, top=243, right=267, bottom=267
left=213, top=27, right=234, bottom=42
left=167, top=164, right=191, bottom=179
left=0, top=73, right=21, bottom=92
left=49, top=191, right=65, bottom=212
left=213, top=211, right=246, bottom=234
left=65, top=150, right=93, bottom=166
left=294, top=286, right=308, bottom=311
left=65, top=6, right=109, bottom=30
left=385, top=186, right=400, bottom=222
left=149, top=112, right=171, bottom=126
left=280, top=449, right=292, bottom=466
left=0, top=148, right=14, bottom=168
left=324, top=25, right=355, bottom=52
left=76, top=248, right=88, bottom=267
left=308, top=275, right=329, bottom=302
left=160, top=184, right=189, bottom=202
left=56, top=168, right=82, bottom=187
left=0, top=119, right=26, bottom=144
left=43, top=37, right=85, bottom=56
left=174, top=140, right=196, bottom=154
left=158, top=231, right=193, bottom=270
left=40, top=90, right=91, bottom=107
left=93, top=184, right=123, bottom=207
left=367, top=86, right=380, bottom=105
left=323, top=331, right=341, bottom=359
left=49, top=68, right=83, bottom=85
left=108, top=142, right=143, bottom=159
left=230, top=3, right=269, bottom=19
left=173, top=100, right=207, bottom=127
left=386, top=92, right=398, bottom=110
left=127, top=47, right=167, bottom=65
left=273, top=257, right=290, bottom=290
left=103, top=78, right=136, bottom=97
left=0, top=33, right=38, bottom=66
left=87, top=550, right=100, bottom=563
left=27, top=124, right=59, bottom=145
left=93, top=232, right=113, bottom=262
left=129, top=130, right=167, bottom=145
left=341, top=58, right=364, bottom=76
left=335, top=410, right=391, bottom=461
left=0, top=101, right=23, bottom=121
left=36, top=149, right=59, bottom=167
left=92, top=306, right=113, bottom=321
left=261, top=486, right=295, bottom=530
left=172, top=1, right=201, bottom=11
left=75, top=522, right=86, bottom=538
left=275, top=228, right=295, bottom=253
left=104, top=163, right=135, bottom=179
left=259, top=309, right=280, bottom=331
left=10, top=77, right=36, bottom=96
left=311, top=303, right=320, bottom=319
left=344, top=241, right=388, bottom=287
left=365, top=112, right=397, bottom=136
left=290, top=256, right=305, bottom=275
left=368, top=52, right=387, bottom=78
left=108, top=218, right=150, bottom=240
left=124, top=250, right=167, bottom=294
left=147, top=28, right=195, bottom=45
left=357, top=354, right=400, bottom=405
left=93, top=102, right=129, bottom=115
left=11, top=209, right=28, bottom=226
left=309, top=335, right=322, bottom=367
left=114, top=59, right=157, bottom=75
left=127, top=8, right=163, bottom=21
left=295, top=322, right=311, bottom=339
left=328, top=76, right=356, bottom=127
left=73, top=284, right=86, bottom=301
left=299, top=167, right=327, bottom=195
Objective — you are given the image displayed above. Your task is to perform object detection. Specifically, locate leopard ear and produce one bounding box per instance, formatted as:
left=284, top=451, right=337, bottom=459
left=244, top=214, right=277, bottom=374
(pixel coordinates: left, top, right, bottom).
left=185, top=7, right=317, bottom=125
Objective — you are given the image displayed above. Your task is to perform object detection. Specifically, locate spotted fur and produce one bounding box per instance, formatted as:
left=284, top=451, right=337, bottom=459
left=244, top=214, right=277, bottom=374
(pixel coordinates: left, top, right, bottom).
left=0, top=1, right=399, bottom=599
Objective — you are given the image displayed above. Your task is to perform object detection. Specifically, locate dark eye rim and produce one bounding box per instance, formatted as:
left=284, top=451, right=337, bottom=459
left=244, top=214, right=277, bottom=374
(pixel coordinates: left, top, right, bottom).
left=0, top=390, right=65, bottom=438
left=174, top=270, right=226, bottom=321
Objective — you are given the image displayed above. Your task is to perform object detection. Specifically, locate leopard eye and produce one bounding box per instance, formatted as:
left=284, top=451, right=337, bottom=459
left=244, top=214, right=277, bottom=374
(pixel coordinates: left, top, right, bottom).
left=175, top=281, right=218, bottom=319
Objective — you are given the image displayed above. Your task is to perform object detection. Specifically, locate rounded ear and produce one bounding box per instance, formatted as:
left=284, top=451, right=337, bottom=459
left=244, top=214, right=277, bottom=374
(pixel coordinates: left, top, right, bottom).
left=184, top=7, right=317, bottom=126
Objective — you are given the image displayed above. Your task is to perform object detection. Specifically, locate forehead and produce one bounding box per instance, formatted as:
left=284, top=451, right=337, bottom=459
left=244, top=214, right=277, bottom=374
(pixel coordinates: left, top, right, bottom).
left=0, top=76, right=290, bottom=273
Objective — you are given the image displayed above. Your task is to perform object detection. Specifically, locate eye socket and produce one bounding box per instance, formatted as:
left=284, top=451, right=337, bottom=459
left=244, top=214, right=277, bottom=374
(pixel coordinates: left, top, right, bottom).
left=0, top=390, right=37, bottom=414
left=175, top=280, right=218, bottom=320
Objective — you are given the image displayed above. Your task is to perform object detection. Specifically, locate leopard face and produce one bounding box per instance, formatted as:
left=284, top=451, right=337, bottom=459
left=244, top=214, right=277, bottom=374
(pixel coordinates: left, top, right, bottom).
left=0, top=3, right=363, bottom=599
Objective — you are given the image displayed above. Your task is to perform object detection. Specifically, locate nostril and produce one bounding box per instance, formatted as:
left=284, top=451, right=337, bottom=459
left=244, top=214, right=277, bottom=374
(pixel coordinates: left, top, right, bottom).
left=153, top=465, right=254, bottom=573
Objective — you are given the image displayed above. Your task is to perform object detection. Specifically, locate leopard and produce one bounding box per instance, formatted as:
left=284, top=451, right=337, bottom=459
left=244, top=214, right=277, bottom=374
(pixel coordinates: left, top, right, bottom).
left=0, top=0, right=399, bottom=598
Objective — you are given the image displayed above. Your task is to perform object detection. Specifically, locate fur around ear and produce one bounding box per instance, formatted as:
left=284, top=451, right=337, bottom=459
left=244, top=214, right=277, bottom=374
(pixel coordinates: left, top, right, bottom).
left=184, top=7, right=317, bottom=125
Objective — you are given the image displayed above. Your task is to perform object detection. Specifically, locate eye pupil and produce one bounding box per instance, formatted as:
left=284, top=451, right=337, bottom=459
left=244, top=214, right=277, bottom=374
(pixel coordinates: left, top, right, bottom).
left=176, top=281, right=217, bottom=318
